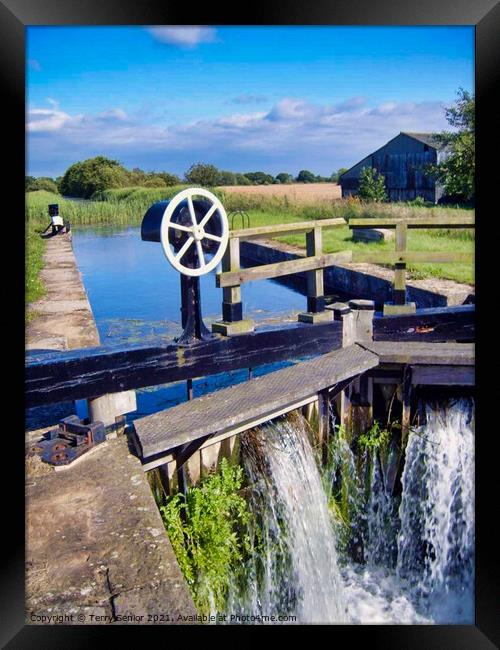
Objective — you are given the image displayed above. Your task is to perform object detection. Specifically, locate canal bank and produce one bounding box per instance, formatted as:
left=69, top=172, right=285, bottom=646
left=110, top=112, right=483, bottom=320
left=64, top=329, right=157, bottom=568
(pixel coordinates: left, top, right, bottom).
left=26, top=231, right=100, bottom=351
left=25, top=232, right=197, bottom=624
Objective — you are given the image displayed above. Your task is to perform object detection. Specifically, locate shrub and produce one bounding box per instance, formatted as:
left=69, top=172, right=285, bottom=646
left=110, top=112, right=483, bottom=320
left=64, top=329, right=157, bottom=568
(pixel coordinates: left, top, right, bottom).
left=59, top=156, right=128, bottom=198
left=160, top=458, right=251, bottom=614
left=358, top=167, right=387, bottom=203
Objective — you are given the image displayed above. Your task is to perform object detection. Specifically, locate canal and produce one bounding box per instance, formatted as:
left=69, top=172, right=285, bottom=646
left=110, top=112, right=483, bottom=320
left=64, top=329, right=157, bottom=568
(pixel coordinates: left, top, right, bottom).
left=72, top=225, right=307, bottom=418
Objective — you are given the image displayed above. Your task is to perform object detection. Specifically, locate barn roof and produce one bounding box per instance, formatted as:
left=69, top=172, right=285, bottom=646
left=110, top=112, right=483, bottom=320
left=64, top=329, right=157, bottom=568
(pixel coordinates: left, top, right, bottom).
left=339, top=131, right=446, bottom=180
left=402, top=132, right=445, bottom=149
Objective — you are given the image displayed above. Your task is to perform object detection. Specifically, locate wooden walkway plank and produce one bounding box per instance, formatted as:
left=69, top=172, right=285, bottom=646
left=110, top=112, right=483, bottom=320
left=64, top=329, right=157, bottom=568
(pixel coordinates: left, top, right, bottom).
left=134, top=343, right=380, bottom=461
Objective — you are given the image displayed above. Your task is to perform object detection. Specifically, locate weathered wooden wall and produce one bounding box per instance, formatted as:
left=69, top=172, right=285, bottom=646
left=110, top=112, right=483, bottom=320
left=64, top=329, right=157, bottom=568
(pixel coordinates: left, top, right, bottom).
left=340, top=133, right=442, bottom=202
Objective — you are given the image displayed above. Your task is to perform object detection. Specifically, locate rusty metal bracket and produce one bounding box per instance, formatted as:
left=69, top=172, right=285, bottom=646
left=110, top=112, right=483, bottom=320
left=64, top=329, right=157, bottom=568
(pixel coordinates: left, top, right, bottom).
left=29, top=415, right=106, bottom=466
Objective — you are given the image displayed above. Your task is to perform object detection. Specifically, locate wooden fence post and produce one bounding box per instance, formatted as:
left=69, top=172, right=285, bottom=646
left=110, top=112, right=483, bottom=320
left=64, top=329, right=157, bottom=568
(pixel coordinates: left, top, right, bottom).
left=330, top=300, right=374, bottom=438
left=212, top=236, right=255, bottom=335
left=298, top=227, right=333, bottom=324
left=383, top=221, right=416, bottom=315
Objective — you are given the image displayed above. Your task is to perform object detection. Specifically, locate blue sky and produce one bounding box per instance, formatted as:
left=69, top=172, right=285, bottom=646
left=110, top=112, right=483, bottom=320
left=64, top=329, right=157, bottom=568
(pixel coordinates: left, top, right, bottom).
left=27, top=25, right=474, bottom=178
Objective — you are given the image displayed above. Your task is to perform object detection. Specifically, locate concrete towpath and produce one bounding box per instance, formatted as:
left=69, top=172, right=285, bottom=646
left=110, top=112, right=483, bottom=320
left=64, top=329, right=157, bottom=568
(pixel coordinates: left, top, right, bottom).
left=26, top=231, right=100, bottom=351
left=25, top=232, right=197, bottom=625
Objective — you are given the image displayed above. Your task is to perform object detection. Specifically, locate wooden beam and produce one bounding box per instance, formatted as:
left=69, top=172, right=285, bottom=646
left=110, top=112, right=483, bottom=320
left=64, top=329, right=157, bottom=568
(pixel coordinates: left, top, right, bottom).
left=25, top=306, right=475, bottom=408
left=410, top=364, right=474, bottom=386
left=231, top=217, right=346, bottom=240
left=216, top=251, right=353, bottom=287
left=394, top=221, right=408, bottom=305
left=25, top=320, right=343, bottom=407
left=359, top=341, right=474, bottom=366
left=349, top=216, right=475, bottom=229
left=401, top=366, right=412, bottom=448
left=373, top=305, right=474, bottom=342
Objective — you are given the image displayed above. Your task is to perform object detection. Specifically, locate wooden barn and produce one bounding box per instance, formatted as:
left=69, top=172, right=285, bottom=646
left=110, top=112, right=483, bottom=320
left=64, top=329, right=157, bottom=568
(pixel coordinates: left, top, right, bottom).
left=340, top=132, right=448, bottom=203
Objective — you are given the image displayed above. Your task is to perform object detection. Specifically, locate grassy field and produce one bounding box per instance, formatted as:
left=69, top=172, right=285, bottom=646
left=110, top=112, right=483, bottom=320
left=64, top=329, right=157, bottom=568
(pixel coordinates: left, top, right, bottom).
left=26, top=221, right=46, bottom=321
left=26, top=186, right=474, bottom=285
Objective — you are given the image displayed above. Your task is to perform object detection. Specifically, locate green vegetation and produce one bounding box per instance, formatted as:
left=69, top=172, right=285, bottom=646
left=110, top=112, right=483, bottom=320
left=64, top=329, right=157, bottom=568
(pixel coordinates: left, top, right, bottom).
left=358, top=421, right=391, bottom=452
left=296, top=169, right=317, bottom=183
left=58, top=156, right=181, bottom=198
left=430, top=88, right=475, bottom=202
left=239, top=203, right=474, bottom=285
left=27, top=157, right=345, bottom=201
left=25, top=221, right=46, bottom=321
left=358, top=167, right=388, bottom=203
left=25, top=185, right=474, bottom=284
left=321, top=424, right=364, bottom=558
left=159, top=459, right=251, bottom=615
left=25, top=188, right=187, bottom=226
left=26, top=175, right=60, bottom=194
left=185, top=162, right=220, bottom=187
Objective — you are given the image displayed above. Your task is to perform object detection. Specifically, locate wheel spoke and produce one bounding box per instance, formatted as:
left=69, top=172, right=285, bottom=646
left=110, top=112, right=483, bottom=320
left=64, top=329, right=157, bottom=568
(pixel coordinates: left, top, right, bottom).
left=174, top=236, right=194, bottom=261
left=199, top=204, right=218, bottom=228
left=170, top=223, right=193, bottom=233
left=187, top=195, right=198, bottom=227
left=203, top=232, right=222, bottom=242
left=196, top=240, right=205, bottom=267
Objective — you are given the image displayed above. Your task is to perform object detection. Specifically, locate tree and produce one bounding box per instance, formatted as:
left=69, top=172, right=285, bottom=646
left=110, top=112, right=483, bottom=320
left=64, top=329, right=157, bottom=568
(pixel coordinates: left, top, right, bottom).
left=185, top=163, right=219, bottom=187
left=59, top=156, right=127, bottom=198
left=25, top=176, right=37, bottom=192
left=358, top=167, right=387, bottom=202
left=296, top=169, right=316, bottom=183
left=331, top=168, right=349, bottom=182
left=275, top=173, right=294, bottom=184
left=34, top=177, right=59, bottom=193
left=216, top=170, right=237, bottom=186
left=157, top=172, right=181, bottom=186
left=25, top=176, right=59, bottom=193
left=243, top=171, right=274, bottom=185
left=234, top=173, right=251, bottom=186
left=431, top=88, right=475, bottom=202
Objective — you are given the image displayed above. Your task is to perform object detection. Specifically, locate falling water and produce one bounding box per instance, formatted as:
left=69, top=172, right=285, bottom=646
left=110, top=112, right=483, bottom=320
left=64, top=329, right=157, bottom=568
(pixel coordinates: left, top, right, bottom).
left=226, top=412, right=347, bottom=623
left=396, top=397, right=475, bottom=623
left=221, top=398, right=474, bottom=624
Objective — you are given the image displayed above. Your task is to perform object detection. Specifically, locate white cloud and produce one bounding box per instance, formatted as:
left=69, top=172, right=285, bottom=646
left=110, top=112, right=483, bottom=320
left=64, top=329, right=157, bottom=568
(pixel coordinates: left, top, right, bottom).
left=27, top=96, right=449, bottom=176
left=147, top=26, right=217, bottom=48
left=27, top=108, right=75, bottom=133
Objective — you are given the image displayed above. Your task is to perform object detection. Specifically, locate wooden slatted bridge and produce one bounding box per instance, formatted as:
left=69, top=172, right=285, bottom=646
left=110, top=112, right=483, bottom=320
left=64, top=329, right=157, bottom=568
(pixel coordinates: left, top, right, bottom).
left=131, top=338, right=474, bottom=472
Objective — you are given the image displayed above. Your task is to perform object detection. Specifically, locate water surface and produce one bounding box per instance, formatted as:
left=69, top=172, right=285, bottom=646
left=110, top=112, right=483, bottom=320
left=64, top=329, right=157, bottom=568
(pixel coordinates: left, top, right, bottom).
left=72, top=225, right=307, bottom=418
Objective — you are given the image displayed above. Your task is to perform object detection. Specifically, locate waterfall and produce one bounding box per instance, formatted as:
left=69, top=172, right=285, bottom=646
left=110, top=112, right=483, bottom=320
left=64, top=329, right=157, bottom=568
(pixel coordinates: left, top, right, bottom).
left=219, top=398, right=474, bottom=624
left=226, top=412, right=347, bottom=623
left=396, top=397, right=475, bottom=623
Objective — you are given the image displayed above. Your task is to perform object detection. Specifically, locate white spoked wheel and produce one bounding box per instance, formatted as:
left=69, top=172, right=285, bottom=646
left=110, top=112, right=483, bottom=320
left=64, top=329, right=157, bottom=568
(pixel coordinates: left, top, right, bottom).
left=160, top=188, right=229, bottom=277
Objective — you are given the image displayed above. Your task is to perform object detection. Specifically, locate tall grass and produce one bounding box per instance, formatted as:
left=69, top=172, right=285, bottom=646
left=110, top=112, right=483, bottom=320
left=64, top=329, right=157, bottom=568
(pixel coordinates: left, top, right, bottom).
left=26, top=190, right=152, bottom=225
left=26, top=220, right=46, bottom=321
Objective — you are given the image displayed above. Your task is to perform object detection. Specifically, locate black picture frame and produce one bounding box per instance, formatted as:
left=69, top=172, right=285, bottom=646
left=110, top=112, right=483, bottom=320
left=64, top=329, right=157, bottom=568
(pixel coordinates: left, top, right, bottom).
left=5, top=0, right=499, bottom=646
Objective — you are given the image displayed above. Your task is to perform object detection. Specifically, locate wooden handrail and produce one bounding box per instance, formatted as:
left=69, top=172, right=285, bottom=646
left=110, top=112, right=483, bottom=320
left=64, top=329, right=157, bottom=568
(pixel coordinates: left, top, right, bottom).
left=215, top=213, right=474, bottom=321
left=230, top=217, right=346, bottom=240
left=348, top=216, right=475, bottom=229
left=216, top=251, right=353, bottom=287
left=351, top=251, right=474, bottom=264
